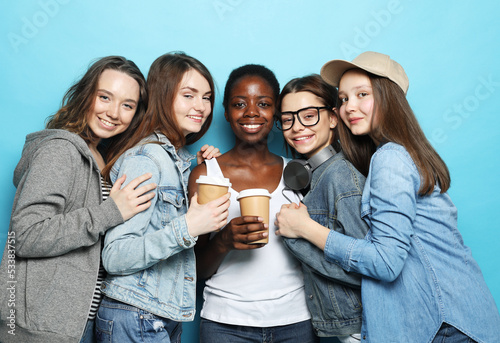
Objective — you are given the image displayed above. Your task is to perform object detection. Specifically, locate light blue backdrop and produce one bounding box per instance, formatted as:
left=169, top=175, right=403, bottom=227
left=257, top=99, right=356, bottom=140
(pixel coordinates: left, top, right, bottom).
left=1, top=1, right=499, bottom=342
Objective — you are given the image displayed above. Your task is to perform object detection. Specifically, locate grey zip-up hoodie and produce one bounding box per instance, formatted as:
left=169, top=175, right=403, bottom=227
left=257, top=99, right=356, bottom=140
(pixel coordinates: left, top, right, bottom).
left=0, top=129, right=123, bottom=342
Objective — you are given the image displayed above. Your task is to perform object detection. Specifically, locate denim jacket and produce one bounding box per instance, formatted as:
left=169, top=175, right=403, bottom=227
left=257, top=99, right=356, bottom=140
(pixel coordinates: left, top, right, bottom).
left=326, top=143, right=500, bottom=343
left=283, top=150, right=369, bottom=337
left=101, top=132, right=198, bottom=322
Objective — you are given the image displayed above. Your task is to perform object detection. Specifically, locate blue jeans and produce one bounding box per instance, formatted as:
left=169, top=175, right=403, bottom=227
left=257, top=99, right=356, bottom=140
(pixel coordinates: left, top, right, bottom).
left=199, top=318, right=319, bottom=343
left=80, top=319, right=96, bottom=343
left=95, top=297, right=182, bottom=343
left=432, top=323, right=477, bottom=343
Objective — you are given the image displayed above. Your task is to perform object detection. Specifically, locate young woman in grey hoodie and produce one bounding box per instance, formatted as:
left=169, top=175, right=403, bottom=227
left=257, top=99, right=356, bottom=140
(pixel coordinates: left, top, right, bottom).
left=0, top=56, right=157, bottom=343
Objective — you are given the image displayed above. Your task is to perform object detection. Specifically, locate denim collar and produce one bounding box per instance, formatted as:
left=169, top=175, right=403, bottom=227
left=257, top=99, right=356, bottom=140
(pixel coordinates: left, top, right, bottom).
left=151, top=131, right=195, bottom=165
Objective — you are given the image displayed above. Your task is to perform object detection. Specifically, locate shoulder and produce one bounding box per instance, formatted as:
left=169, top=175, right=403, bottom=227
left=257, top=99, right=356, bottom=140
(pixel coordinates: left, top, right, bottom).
left=31, top=129, right=83, bottom=148
left=31, top=129, right=86, bottom=150
left=111, top=143, right=167, bottom=179
left=190, top=162, right=207, bottom=181
left=14, top=130, right=92, bottom=185
left=374, top=142, right=407, bottom=155
left=34, top=135, right=88, bottom=166
left=28, top=132, right=94, bottom=173
left=119, top=141, right=171, bottom=164
left=324, top=152, right=365, bottom=185
left=368, top=143, right=421, bottom=192
left=371, top=143, right=417, bottom=173
left=306, top=153, right=365, bottom=200
left=38, top=137, right=79, bottom=152
left=328, top=152, right=362, bottom=174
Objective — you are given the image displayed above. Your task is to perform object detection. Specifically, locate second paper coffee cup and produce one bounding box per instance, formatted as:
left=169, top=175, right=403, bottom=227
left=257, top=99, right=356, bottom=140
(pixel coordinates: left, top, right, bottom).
left=236, top=188, right=271, bottom=244
left=196, top=175, right=231, bottom=204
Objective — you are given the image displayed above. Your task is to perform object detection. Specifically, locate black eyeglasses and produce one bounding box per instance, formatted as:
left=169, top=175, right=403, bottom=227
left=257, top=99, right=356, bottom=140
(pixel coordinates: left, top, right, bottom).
left=276, top=106, right=331, bottom=131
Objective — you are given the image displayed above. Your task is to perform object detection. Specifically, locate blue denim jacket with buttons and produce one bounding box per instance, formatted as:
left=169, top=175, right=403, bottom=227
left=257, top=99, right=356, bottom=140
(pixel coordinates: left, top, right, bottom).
left=101, top=132, right=198, bottom=321
left=326, top=143, right=500, bottom=342
left=283, top=150, right=369, bottom=337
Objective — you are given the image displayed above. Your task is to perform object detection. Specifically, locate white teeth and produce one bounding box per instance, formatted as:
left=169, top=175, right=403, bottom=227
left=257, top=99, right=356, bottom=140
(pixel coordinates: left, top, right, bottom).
left=188, top=115, right=202, bottom=120
left=295, top=136, right=312, bottom=141
left=243, top=124, right=261, bottom=129
left=100, top=118, right=116, bottom=127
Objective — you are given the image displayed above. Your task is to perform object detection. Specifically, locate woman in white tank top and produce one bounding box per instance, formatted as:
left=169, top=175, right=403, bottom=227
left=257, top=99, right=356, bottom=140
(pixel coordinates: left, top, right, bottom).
left=188, top=64, right=316, bottom=343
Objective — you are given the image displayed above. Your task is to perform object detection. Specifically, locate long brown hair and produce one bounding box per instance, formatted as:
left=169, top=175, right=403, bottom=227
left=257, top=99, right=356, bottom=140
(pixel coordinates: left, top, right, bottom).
left=277, top=74, right=341, bottom=155
left=103, top=52, right=215, bottom=178
left=338, top=71, right=450, bottom=195
left=46, top=56, right=148, bottom=175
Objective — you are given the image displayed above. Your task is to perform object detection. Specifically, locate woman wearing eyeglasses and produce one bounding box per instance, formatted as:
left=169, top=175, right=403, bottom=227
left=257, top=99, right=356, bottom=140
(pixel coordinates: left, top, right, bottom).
left=274, top=74, right=369, bottom=343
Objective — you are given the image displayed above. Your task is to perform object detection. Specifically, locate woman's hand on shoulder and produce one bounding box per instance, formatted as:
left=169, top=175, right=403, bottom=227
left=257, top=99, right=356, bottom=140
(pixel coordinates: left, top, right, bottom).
left=186, top=192, right=231, bottom=237
left=110, top=173, right=157, bottom=221
left=196, top=144, right=221, bottom=165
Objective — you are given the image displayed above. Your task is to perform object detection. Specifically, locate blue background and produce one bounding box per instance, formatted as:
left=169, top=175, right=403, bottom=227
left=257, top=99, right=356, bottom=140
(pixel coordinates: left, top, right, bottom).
left=1, top=1, right=499, bottom=341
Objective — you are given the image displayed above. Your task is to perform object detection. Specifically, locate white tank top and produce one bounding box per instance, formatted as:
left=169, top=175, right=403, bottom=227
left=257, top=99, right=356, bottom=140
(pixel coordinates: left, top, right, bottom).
left=200, top=158, right=310, bottom=327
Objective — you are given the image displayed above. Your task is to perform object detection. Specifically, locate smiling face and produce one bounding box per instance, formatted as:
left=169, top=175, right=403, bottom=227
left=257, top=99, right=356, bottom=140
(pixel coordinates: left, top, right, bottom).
left=87, top=69, right=140, bottom=146
left=338, top=69, right=376, bottom=138
left=281, top=91, right=337, bottom=158
left=174, top=69, right=212, bottom=137
left=225, top=75, right=275, bottom=145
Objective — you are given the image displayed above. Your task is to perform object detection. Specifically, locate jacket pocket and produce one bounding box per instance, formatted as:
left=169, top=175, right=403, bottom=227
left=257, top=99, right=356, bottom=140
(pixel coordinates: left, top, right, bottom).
left=25, top=260, right=84, bottom=337
left=324, top=282, right=362, bottom=320
left=95, top=311, right=113, bottom=342
left=158, top=187, right=185, bottom=223
left=342, top=285, right=362, bottom=310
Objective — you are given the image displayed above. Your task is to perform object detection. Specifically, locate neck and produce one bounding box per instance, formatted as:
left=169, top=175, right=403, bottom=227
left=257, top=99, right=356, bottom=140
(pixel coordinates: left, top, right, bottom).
left=87, top=142, right=105, bottom=171
left=88, top=143, right=98, bottom=152
left=228, top=139, right=273, bottom=162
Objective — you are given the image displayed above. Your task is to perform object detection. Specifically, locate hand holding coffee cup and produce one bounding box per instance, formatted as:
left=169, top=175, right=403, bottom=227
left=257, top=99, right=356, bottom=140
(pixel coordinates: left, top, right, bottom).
left=236, top=189, right=272, bottom=244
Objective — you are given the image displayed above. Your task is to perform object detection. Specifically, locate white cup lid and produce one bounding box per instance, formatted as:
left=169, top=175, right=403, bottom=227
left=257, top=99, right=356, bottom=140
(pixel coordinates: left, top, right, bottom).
left=236, top=188, right=271, bottom=200
left=196, top=175, right=231, bottom=187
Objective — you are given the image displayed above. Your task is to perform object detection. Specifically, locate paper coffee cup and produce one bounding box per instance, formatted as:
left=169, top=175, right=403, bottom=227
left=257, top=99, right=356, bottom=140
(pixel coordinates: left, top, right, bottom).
left=236, top=188, right=271, bottom=244
left=196, top=175, right=231, bottom=204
